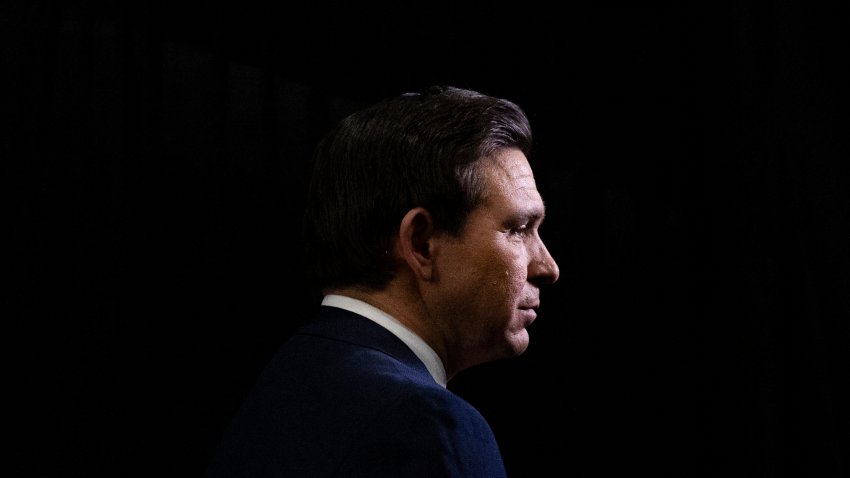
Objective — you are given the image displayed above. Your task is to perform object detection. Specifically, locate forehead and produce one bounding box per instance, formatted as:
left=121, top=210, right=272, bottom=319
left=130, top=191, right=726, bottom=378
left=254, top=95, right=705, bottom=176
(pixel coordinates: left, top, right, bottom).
left=481, top=149, right=542, bottom=205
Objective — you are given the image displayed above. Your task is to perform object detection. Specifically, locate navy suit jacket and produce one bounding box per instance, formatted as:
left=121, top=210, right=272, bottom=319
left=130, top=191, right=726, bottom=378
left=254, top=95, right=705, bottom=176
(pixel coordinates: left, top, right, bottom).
left=206, top=305, right=508, bottom=477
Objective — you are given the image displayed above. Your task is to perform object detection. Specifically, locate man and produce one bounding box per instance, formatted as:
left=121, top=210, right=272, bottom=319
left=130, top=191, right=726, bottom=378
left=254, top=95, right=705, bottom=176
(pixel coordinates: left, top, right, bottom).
left=207, top=85, right=560, bottom=477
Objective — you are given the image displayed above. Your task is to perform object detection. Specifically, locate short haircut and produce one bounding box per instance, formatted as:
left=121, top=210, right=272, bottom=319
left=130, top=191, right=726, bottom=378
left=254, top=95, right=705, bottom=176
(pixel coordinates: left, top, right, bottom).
left=303, top=85, right=533, bottom=291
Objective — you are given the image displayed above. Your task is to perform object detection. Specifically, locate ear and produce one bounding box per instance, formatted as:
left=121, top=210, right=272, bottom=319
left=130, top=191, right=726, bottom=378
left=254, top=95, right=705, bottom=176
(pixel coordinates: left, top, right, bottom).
left=397, top=207, right=435, bottom=281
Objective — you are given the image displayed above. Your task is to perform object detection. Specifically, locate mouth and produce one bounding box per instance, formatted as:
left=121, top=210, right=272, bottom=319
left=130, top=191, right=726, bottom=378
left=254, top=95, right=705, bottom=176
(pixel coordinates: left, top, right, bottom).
left=518, top=304, right=539, bottom=322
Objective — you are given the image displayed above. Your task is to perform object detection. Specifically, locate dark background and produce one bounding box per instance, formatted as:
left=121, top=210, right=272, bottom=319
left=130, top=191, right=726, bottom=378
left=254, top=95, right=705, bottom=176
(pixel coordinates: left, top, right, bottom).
left=6, top=2, right=849, bottom=477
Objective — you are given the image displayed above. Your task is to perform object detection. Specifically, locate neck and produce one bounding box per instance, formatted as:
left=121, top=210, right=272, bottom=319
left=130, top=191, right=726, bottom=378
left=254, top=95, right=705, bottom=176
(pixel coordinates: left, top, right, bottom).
left=325, top=285, right=457, bottom=378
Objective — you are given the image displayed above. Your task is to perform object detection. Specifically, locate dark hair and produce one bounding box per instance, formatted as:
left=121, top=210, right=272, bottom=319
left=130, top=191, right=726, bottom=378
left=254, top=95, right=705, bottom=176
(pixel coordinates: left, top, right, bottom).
left=303, top=85, right=533, bottom=291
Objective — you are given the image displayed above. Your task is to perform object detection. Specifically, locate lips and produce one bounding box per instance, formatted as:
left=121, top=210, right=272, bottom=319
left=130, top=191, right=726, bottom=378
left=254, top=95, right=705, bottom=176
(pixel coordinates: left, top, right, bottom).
left=518, top=299, right=540, bottom=326
left=518, top=307, right=538, bottom=325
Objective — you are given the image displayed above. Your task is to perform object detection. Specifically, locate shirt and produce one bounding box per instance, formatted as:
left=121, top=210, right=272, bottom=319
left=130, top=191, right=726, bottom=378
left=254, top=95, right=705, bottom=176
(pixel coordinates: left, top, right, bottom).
left=321, top=294, right=448, bottom=387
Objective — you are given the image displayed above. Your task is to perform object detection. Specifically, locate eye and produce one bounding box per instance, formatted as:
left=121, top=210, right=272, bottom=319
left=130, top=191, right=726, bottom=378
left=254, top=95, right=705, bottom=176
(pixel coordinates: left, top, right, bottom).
left=510, top=224, right=531, bottom=237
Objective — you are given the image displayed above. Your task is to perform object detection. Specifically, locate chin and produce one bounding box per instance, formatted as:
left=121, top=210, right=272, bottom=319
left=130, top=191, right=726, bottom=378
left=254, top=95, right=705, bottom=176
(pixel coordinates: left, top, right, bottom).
left=505, top=330, right=530, bottom=356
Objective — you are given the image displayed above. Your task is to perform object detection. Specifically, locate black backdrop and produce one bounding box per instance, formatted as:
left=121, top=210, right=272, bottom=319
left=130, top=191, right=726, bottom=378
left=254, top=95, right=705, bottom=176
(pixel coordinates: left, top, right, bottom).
left=6, top=2, right=849, bottom=477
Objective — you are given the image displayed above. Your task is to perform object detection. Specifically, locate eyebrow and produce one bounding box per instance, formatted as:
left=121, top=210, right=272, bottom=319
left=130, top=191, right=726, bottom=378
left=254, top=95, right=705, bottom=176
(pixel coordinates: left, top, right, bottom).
left=510, top=206, right=546, bottom=225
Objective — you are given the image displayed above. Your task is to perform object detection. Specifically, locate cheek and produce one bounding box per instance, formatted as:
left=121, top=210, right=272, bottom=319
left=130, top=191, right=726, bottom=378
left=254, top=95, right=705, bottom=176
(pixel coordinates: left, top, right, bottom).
left=447, top=240, right=527, bottom=302
left=483, top=251, right=527, bottom=299
left=503, top=267, right=527, bottom=304
left=499, top=245, right=528, bottom=282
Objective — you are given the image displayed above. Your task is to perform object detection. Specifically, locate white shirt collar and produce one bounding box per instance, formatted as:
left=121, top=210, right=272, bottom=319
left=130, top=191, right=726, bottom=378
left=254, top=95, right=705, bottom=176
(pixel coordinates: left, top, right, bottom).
left=321, top=294, right=448, bottom=387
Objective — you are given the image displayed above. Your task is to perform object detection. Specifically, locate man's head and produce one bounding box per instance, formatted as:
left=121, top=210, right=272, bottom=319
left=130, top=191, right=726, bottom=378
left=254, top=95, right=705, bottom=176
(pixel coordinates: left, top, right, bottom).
left=303, top=85, right=559, bottom=375
left=304, top=86, right=534, bottom=290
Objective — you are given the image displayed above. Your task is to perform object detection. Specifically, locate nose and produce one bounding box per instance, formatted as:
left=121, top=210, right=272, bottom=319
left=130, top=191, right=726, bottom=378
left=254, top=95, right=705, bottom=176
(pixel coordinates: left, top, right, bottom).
left=529, top=239, right=559, bottom=285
